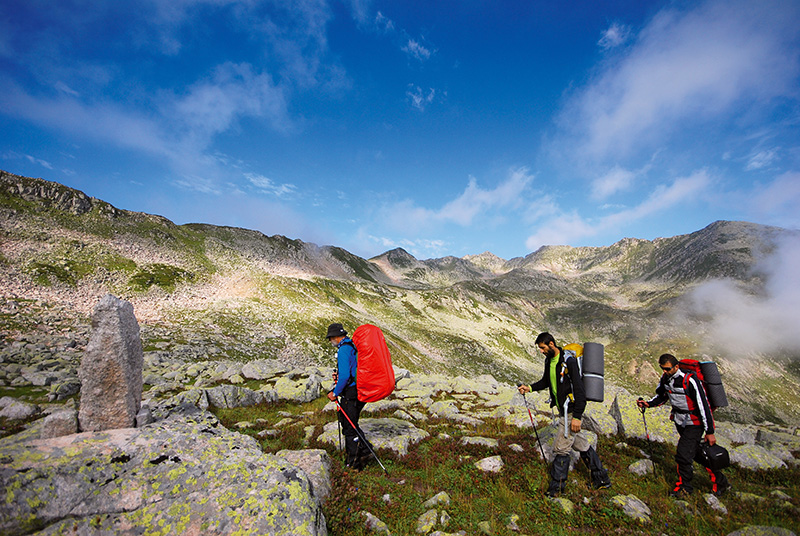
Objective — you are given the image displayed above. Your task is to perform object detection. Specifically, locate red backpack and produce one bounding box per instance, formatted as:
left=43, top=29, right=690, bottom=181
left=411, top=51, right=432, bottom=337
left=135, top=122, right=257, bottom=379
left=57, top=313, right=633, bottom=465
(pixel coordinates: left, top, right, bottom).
left=352, top=324, right=395, bottom=403
left=678, top=359, right=728, bottom=410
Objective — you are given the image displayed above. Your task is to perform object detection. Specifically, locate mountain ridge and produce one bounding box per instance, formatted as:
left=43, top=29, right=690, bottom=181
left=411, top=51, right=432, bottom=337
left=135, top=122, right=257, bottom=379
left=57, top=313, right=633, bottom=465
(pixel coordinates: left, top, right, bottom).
left=2, top=169, right=800, bottom=424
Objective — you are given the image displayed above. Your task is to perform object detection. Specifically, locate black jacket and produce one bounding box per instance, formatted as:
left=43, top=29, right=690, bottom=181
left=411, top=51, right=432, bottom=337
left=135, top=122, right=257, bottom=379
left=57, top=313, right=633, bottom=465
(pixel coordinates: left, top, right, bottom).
left=529, top=347, right=587, bottom=419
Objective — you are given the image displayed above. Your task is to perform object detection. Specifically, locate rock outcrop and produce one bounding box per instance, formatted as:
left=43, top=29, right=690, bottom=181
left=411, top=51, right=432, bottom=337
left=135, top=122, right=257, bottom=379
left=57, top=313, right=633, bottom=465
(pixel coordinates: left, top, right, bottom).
left=0, top=406, right=327, bottom=535
left=78, top=295, right=143, bottom=432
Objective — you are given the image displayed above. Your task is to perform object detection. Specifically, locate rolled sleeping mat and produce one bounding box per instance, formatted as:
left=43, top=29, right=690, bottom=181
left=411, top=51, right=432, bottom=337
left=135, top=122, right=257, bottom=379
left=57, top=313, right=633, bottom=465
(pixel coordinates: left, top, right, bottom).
left=700, top=361, right=728, bottom=408
left=582, top=342, right=604, bottom=403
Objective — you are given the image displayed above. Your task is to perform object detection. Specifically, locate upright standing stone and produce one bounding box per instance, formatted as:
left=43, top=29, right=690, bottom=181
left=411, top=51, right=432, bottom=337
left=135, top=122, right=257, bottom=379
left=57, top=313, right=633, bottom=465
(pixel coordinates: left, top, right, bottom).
left=78, top=294, right=143, bottom=431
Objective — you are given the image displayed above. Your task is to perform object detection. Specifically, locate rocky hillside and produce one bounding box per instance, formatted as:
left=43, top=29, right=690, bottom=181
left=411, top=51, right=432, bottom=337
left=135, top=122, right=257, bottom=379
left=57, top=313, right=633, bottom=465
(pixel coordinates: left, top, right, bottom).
left=2, top=169, right=800, bottom=424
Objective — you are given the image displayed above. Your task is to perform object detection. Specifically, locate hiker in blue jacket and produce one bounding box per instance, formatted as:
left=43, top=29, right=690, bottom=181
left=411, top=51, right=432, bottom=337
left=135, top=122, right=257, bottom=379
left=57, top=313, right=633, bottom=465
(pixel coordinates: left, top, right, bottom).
left=637, top=353, right=731, bottom=497
left=518, top=332, right=611, bottom=496
left=326, top=323, right=370, bottom=470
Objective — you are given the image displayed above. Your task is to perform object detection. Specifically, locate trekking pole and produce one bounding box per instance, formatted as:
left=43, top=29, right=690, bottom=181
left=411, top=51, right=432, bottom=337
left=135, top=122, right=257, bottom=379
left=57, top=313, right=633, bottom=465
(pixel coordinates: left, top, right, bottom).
left=337, top=416, right=342, bottom=453
left=519, top=386, right=547, bottom=461
left=638, top=398, right=650, bottom=441
left=333, top=397, right=388, bottom=475
left=638, top=398, right=658, bottom=478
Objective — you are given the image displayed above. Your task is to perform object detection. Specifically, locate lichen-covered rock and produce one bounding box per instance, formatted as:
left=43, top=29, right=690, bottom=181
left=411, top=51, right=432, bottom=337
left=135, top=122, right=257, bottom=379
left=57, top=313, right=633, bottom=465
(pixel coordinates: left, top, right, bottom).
left=460, top=436, right=498, bottom=449
left=549, top=497, right=575, bottom=514
left=429, top=400, right=460, bottom=419
left=704, top=493, right=728, bottom=514
left=0, top=398, right=39, bottom=420
left=610, top=494, right=651, bottom=523
left=582, top=409, right=618, bottom=436
left=362, top=510, right=391, bottom=534
left=416, top=509, right=439, bottom=534
left=731, top=444, right=787, bottom=470
left=362, top=399, right=404, bottom=414
left=318, top=418, right=429, bottom=456
left=205, top=384, right=265, bottom=409
left=628, top=459, right=654, bottom=476
left=274, top=376, right=321, bottom=403
left=276, top=449, right=332, bottom=504
left=610, top=391, right=678, bottom=444
left=422, top=491, right=451, bottom=509
left=241, top=359, right=290, bottom=380
left=0, top=408, right=327, bottom=536
left=474, top=455, right=504, bottom=473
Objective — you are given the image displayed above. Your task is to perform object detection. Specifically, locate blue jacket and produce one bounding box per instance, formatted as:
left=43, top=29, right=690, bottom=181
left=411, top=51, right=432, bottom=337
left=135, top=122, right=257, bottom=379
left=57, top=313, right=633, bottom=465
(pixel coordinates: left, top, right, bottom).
left=331, top=338, right=357, bottom=396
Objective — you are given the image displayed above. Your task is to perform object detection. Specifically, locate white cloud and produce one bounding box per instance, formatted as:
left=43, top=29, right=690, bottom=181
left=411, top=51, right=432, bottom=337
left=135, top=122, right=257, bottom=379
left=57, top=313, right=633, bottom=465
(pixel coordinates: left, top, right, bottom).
left=173, top=62, right=290, bottom=138
left=244, top=172, right=296, bottom=197
left=591, top=165, right=636, bottom=200
left=383, top=167, right=534, bottom=233
left=525, top=170, right=711, bottom=249
left=374, top=11, right=395, bottom=32
left=683, top=234, right=800, bottom=356
left=2, top=151, right=54, bottom=170
left=556, top=0, right=800, bottom=164
left=403, top=38, right=431, bottom=61
left=745, top=148, right=780, bottom=171
left=598, top=22, right=631, bottom=50
left=407, top=85, right=436, bottom=111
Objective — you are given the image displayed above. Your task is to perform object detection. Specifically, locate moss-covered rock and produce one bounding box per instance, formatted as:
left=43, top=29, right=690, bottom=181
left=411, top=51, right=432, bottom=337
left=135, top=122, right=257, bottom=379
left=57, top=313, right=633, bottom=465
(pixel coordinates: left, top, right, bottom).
left=0, top=408, right=327, bottom=535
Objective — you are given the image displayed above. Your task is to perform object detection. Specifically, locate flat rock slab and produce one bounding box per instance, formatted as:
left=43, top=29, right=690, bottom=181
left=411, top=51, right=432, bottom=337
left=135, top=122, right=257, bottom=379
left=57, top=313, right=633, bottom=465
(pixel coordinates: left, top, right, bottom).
left=0, top=409, right=327, bottom=536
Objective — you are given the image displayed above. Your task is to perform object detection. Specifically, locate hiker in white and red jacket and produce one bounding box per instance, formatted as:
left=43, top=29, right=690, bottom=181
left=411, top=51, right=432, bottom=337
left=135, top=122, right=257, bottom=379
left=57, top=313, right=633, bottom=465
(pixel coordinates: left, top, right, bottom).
left=518, top=332, right=611, bottom=497
left=637, top=353, right=731, bottom=497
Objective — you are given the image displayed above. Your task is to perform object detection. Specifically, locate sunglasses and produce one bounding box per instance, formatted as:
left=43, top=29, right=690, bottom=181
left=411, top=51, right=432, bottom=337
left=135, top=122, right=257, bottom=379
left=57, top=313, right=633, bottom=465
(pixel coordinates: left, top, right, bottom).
left=661, top=365, right=675, bottom=371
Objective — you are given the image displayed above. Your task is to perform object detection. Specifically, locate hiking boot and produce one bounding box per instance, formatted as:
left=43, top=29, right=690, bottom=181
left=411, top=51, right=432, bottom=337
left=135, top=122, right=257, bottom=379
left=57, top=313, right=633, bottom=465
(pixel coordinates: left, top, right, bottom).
left=357, top=451, right=373, bottom=468
left=545, top=483, right=563, bottom=498
left=592, top=477, right=612, bottom=490
left=582, top=448, right=611, bottom=490
left=713, top=482, right=732, bottom=497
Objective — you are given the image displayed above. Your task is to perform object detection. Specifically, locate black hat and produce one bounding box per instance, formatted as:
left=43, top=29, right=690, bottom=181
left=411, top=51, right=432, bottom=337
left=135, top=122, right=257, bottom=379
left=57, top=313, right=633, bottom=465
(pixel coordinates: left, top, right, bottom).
left=326, top=323, right=347, bottom=339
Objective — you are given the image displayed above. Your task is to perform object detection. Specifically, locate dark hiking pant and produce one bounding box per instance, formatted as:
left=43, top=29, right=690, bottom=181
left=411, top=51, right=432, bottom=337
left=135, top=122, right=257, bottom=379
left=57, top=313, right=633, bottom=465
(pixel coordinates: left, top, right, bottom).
left=338, top=385, right=368, bottom=467
left=674, top=425, right=729, bottom=494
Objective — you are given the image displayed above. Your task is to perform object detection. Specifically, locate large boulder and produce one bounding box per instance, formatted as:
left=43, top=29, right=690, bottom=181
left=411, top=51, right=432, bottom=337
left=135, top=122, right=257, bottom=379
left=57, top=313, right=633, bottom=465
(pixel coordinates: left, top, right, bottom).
left=610, top=390, right=678, bottom=444
left=241, top=360, right=290, bottom=380
left=0, top=408, right=327, bottom=535
left=78, top=294, right=143, bottom=432
left=730, top=444, right=788, bottom=470
left=318, top=417, right=429, bottom=456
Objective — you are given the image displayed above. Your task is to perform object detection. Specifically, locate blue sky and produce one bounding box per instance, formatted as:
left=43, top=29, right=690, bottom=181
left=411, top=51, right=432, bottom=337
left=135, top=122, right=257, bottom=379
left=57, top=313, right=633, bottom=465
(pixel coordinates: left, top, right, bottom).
left=1, top=0, right=799, bottom=260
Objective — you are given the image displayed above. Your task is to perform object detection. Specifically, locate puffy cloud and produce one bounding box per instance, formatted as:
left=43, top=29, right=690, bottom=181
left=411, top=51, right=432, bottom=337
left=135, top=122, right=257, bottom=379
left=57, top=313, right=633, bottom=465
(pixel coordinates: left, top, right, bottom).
left=173, top=62, right=290, bottom=139
left=381, top=167, right=534, bottom=232
left=591, top=165, right=636, bottom=200
left=683, top=233, right=800, bottom=356
left=525, top=170, right=711, bottom=249
left=554, top=0, right=800, bottom=165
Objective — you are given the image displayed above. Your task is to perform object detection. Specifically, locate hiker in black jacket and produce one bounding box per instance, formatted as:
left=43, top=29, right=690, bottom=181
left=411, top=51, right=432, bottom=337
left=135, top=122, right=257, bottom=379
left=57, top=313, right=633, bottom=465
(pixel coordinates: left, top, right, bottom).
left=518, top=332, right=611, bottom=496
left=637, top=353, right=731, bottom=497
